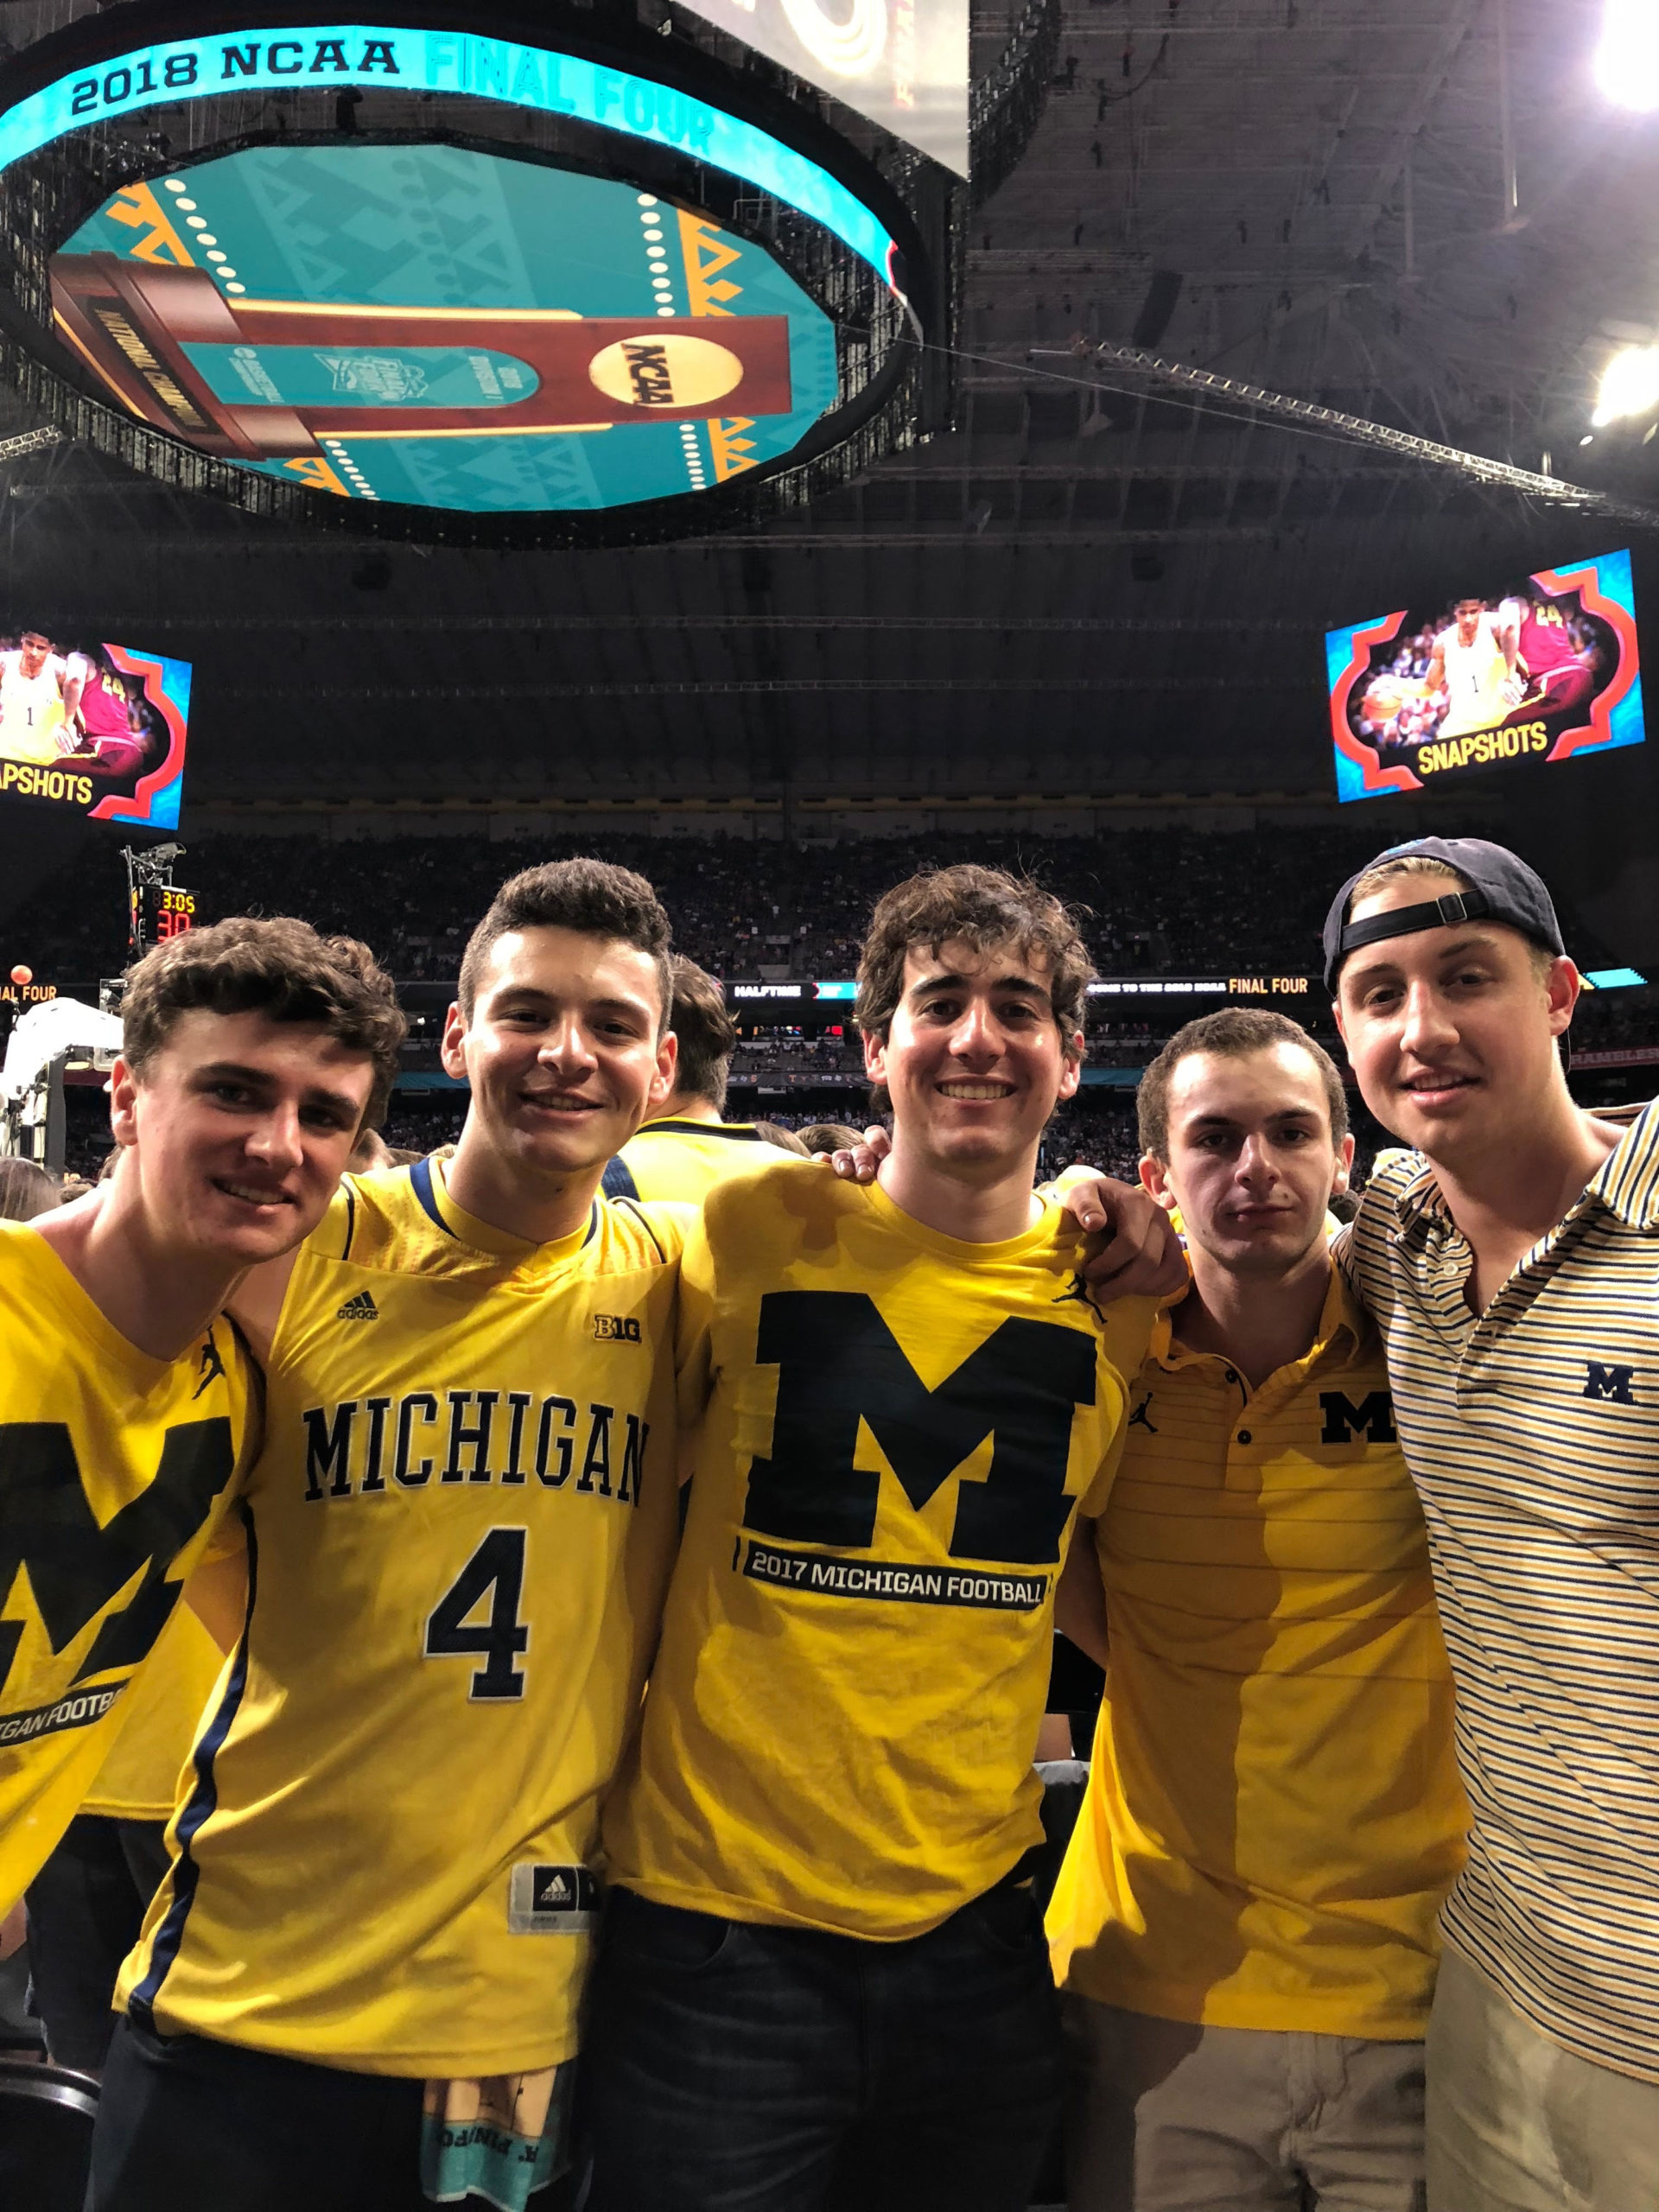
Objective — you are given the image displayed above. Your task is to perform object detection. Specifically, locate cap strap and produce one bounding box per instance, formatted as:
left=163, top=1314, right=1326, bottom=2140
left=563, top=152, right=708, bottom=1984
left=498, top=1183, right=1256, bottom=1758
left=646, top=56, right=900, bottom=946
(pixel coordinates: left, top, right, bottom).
left=1338, top=887, right=1491, bottom=961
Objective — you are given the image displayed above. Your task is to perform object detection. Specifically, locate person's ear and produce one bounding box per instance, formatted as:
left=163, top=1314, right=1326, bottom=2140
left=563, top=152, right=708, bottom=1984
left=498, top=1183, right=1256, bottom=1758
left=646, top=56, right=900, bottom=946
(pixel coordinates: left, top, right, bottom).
left=108, top=1057, right=142, bottom=1147
left=1140, top=1151, right=1179, bottom=1214
left=438, top=1001, right=467, bottom=1081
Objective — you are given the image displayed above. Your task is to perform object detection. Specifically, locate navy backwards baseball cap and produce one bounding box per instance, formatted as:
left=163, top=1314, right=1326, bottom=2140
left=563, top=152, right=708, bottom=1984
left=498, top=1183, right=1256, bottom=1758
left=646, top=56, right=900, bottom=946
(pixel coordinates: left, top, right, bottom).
left=1322, top=836, right=1565, bottom=993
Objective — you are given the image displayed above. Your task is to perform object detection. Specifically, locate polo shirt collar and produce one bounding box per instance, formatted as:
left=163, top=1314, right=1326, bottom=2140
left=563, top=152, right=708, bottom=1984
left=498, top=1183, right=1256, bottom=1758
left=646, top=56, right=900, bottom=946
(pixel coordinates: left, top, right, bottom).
left=1149, top=1256, right=1362, bottom=1373
left=1582, top=1097, right=1659, bottom=1229
left=1387, top=1100, right=1659, bottom=1237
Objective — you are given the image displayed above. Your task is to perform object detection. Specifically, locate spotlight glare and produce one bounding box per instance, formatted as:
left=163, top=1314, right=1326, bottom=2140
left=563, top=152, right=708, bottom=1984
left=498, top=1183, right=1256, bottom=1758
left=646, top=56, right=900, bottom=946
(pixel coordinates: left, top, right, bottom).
left=1596, top=0, right=1659, bottom=110
left=1592, top=343, right=1659, bottom=426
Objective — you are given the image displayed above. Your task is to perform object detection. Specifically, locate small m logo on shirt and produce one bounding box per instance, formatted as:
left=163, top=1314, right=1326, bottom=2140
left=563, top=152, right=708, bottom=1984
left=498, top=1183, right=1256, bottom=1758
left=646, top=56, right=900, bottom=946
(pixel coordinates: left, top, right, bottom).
left=1319, top=1390, right=1397, bottom=1445
left=1583, top=1362, right=1637, bottom=1404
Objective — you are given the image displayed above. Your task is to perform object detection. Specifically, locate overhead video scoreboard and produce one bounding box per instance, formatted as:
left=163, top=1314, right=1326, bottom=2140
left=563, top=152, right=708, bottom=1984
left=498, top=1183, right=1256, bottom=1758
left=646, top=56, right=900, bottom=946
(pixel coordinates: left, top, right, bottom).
left=0, top=5, right=957, bottom=542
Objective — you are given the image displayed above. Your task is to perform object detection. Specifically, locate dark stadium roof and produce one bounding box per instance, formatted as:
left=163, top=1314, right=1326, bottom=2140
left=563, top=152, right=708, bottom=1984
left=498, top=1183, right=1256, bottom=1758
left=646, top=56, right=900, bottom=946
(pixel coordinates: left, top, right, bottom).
left=2, top=0, right=1657, bottom=812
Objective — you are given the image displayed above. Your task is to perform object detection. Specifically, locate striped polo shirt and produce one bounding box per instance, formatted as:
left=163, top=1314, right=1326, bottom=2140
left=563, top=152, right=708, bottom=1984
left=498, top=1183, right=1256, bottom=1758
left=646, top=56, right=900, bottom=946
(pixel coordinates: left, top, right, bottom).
left=1342, top=1102, right=1659, bottom=2083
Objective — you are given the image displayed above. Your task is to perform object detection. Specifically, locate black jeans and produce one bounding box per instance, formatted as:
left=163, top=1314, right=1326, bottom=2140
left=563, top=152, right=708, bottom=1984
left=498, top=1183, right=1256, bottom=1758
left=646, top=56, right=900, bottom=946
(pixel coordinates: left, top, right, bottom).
left=90, top=2017, right=581, bottom=2211
left=25, top=1814, right=171, bottom=2071
left=580, top=1882, right=1064, bottom=2212
left=90, top=2018, right=429, bottom=2212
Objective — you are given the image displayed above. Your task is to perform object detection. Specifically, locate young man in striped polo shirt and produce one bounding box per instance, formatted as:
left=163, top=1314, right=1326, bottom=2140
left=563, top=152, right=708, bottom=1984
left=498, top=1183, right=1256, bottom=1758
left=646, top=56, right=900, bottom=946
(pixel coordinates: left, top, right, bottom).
left=1048, top=1007, right=1465, bottom=2211
left=1325, top=836, right=1659, bottom=2211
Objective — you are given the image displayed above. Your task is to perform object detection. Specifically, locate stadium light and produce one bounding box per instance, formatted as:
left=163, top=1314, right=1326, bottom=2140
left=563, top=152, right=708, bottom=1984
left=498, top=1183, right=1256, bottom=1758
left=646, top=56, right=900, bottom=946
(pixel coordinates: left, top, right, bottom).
left=1596, top=0, right=1659, bottom=110
left=1592, top=344, right=1659, bottom=426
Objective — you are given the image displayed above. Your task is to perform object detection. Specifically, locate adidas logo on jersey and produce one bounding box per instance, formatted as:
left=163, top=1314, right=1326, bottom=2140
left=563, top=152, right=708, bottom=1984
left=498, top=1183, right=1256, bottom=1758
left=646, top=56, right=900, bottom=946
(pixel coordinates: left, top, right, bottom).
left=336, top=1292, right=379, bottom=1322
left=508, top=1861, right=599, bottom=1935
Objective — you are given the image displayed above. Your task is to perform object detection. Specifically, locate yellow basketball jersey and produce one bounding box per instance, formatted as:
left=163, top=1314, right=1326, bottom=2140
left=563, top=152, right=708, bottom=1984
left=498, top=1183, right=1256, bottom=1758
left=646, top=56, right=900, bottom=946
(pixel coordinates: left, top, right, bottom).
left=0, top=1221, right=251, bottom=1910
left=604, top=1117, right=801, bottom=1205
left=79, top=1604, right=227, bottom=1823
left=118, top=1159, right=688, bottom=2077
left=603, top=1165, right=1159, bottom=1940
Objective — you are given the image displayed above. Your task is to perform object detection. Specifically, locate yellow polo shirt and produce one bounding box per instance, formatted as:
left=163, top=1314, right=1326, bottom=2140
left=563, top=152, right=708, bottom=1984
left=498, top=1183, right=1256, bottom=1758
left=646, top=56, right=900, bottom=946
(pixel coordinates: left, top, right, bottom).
left=1048, top=1268, right=1466, bottom=2038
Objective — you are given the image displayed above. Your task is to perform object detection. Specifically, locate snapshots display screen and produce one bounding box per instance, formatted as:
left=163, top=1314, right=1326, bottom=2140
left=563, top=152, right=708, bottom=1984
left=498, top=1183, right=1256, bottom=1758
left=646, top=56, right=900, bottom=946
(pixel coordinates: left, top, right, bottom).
left=1326, top=550, right=1644, bottom=803
left=0, top=632, right=190, bottom=827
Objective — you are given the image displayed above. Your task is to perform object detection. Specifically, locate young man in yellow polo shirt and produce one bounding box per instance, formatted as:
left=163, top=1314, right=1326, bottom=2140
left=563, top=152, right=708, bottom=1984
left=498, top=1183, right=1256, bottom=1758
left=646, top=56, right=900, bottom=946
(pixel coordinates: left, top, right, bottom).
left=587, top=865, right=1163, bottom=2212
left=1048, top=1007, right=1465, bottom=2211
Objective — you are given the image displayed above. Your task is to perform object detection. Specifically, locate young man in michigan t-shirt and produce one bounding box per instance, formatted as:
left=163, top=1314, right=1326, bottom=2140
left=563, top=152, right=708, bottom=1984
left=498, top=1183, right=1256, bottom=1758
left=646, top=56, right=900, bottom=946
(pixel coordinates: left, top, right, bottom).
left=587, top=865, right=1160, bottom=2212
left=0, top=916, right=401, bottom=1911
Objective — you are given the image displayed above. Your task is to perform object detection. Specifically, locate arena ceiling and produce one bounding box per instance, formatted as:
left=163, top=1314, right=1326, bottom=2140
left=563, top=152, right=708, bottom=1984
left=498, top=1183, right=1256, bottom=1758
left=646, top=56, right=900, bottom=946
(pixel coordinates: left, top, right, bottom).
left=2, top=0, right=1658, bottom=813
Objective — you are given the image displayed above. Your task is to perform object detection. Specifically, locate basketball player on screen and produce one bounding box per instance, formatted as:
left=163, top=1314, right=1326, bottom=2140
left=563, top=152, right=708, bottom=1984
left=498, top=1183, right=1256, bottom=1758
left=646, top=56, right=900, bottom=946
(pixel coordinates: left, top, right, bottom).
left=1496, top=584, right=1599, bottom=728
left=1422, top=598, right=1512, bottom=739
left=60, top=647, right=155, bottom=782
left=0, top=628, right=81, bottom=765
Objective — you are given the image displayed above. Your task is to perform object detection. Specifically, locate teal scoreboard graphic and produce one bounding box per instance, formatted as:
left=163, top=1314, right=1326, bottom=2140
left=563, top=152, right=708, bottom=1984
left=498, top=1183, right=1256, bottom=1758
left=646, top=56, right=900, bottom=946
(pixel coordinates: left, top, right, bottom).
left=0, top=12, right=937, bottom=533
left=54, top=148, right=840, bottom=513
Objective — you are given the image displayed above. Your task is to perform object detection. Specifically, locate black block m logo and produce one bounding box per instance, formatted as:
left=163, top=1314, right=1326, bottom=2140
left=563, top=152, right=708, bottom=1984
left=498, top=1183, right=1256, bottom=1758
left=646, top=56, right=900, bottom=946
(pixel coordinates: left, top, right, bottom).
left=1319, top=1390, right=1397, bottom=1445
left=1583, top=1362, right=1637, bottom=1404
left=0, top=1419, right=237, bottom=1701
left=742, top=1292, right=1097, bottom=1564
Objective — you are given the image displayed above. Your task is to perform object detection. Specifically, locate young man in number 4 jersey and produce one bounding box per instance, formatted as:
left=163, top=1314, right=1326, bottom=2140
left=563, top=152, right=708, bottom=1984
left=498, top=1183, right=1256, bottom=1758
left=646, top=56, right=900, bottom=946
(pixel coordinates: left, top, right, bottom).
left=0, top=916, right=401, bottom=1918
left=91, top=861, right=694, bottom=2212
left=585, top=865, right=1166, bottom=2212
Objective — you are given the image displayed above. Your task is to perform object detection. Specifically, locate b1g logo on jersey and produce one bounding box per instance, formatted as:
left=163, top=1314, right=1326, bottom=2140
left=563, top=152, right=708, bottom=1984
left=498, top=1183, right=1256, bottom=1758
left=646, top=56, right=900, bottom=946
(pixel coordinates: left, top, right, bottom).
left=592, top=1313, right=641, bottom=1343
left=742, top=1291, right=1096, bottom=1565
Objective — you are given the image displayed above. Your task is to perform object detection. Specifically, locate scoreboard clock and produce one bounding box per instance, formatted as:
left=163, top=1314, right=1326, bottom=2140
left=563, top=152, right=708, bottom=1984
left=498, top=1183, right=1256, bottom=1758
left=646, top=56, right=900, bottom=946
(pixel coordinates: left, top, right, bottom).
left=0, top=3, right=957, bottom=543
left=134, top=880, right=196, bottom=950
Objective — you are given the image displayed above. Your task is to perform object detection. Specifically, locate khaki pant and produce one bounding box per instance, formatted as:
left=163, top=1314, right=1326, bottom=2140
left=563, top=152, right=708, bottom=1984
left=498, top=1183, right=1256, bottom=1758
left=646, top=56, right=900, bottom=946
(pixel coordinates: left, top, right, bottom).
left=1427, top=1944, right=1659, bottom=2212
left=1061, top=1992, right=1427, bottom=2211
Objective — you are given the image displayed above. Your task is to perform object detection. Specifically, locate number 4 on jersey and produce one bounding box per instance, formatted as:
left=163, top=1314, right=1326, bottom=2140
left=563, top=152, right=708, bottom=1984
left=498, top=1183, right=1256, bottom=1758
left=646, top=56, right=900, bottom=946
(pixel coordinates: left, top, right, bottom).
left=423, top=1528, right=529, bottom=1700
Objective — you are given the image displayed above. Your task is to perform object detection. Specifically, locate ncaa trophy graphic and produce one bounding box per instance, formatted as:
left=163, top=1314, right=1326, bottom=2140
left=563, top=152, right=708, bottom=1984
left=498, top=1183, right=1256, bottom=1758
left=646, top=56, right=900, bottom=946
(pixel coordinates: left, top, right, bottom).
left=52, top=257, right=793, bottom=460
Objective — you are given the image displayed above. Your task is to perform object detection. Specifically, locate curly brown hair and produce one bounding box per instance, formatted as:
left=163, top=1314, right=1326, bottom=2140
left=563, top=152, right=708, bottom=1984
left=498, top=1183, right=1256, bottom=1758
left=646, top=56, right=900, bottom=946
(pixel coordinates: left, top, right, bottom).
left=855, top=864, right=1094, bottom=1058
left=122, top=915, right=405, bottom=1128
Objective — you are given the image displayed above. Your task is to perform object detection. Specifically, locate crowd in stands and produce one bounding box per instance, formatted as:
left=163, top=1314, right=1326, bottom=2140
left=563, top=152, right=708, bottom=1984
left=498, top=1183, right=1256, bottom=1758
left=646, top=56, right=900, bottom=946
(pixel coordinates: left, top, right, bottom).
left=15, top=823, right=1546, bottom=992
left=22, top=823, right=1656, bottom=1185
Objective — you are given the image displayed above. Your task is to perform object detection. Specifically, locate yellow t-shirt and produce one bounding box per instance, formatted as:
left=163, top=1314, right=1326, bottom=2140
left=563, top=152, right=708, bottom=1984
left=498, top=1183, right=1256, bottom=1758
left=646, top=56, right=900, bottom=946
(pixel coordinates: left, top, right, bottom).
left=604, top=1164, right=1158, bottom=1940
left=0, top=1221, right=252, bottom=1910
left=604, top=1117, right=802, bottom=1205
left=79, top=1604, right=226, bottom=1823
left=117, top=1158, right=688, bottom=2078
left=1047, top=1269, right=1467, bottom=2038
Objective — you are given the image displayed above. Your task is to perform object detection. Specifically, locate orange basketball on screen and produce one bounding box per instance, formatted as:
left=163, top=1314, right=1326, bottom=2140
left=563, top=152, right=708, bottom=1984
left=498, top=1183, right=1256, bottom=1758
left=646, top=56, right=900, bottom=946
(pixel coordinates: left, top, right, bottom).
left=9, top=965, right=31, bottom=986
left=1360, top=677, right=1422, bottom=724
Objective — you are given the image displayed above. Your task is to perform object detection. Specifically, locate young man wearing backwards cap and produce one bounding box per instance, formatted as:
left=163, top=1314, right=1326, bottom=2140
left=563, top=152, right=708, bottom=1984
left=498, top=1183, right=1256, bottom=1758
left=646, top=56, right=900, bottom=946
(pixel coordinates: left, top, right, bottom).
left=1322, top=836, right=1659, bottom=2211
left=1059, top=836, right=1659, bottom=2208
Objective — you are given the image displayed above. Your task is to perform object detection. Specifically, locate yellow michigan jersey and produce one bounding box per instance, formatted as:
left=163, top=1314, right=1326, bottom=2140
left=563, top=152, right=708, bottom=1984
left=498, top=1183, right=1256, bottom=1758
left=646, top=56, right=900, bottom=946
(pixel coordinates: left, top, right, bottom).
left=0, top=1221, right=251, bottom=1910
left=603, top=1164, right=1159, bottom=1940
left=118, top=1158, right=687, bottom=2077
left=603, top=1116, right=802, bottom=1205
left=79, top=1604, right=226, bottom=1823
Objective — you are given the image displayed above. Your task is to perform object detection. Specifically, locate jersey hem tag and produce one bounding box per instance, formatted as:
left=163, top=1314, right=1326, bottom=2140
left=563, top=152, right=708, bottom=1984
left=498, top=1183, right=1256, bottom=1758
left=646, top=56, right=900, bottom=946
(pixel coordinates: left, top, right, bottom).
left=508, top=1864, right=599, bottom=1935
